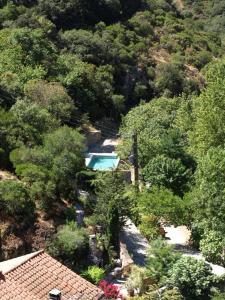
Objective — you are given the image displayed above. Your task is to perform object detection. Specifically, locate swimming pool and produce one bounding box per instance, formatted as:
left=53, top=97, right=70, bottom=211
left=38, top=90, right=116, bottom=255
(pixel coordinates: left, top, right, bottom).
left=86, top=154, right=120, bottom=171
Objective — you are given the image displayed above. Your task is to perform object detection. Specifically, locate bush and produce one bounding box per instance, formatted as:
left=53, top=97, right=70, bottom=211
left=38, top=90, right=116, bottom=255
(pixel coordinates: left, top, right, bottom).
left=79, top=192, right=93, bottom=212
left=155, top=63, right=184, bottom=96
left=191, top=51, right=212, bottom=69
left=200, top=231, right=225, bottom=266
left=138, top=215, right=161, bottom=241
left=212, top=292, right=225, bottom=300
left=81, top=266, right=105, bottom=284
left=76, top=170, right=96, bottom=191
left=168, top=256, right=216, bottom=299
left=125, top=265, right=147, bottom=295
left=162, top=288, right=183, bottom=300
left=146, top=238, right=181, bottom=283
left=99, top=280, right=120, bottom=299
left=49, top=221, right=88, bottom=263
left=0, top=179, right=34, bottom=218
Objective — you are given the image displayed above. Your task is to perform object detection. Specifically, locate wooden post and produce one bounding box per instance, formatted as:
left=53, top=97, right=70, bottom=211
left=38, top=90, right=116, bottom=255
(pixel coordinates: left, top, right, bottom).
left=132, top=131, right=139, bottom=187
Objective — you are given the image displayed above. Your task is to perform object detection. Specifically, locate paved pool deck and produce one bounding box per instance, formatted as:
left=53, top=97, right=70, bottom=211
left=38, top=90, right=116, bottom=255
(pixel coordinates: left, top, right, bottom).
left=88, top=138, right=120, bottom=153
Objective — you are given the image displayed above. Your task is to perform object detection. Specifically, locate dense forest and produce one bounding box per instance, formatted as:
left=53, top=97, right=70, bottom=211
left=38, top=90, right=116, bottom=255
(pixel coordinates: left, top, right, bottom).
left=1, top=0, right=225, bottom=299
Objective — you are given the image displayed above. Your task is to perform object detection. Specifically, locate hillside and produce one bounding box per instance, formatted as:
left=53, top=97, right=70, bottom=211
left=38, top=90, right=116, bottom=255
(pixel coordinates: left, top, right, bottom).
left=1, top=1, right=225, bottom=299
left=0, top=0, right=223, bottom=123
left=184, top=0, right=225, bottom=39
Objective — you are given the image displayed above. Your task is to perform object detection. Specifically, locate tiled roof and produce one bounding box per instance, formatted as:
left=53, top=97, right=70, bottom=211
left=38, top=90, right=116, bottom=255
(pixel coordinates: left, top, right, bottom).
left=0, top=251, right=104, bottom=300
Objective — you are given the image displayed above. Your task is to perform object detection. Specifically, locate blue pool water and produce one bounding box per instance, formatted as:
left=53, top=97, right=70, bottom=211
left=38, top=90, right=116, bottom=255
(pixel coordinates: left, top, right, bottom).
left=88, top=155, right=119, bottom=170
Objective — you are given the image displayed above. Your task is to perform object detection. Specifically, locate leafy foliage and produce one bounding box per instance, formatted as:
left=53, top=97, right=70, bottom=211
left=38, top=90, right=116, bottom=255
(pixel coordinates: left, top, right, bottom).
left=0, top=179, right=34, bottom=218
left=138, top=214, right=162, bottom=241
left=200, top=231, right=225, bottom=266
left=10, top=126, right=84, bottom=210
left=146, top=238, right=181, bottom=283
left=191, top=147, right=225, bottom=233
left=49, top=221, right=88, bottom=269
left=125, top=265, right=147, bottom=294
left=168, top=256, right=216, bottom=300
left=119, top=97, right=183, bottom=165
left=142, top=155, right=191, bottom=195
left=0, top=1, right=225, bottom=296
left=91, top=172, right=135, bottom=254
left=23, top=80, right=75, bottom=122
left=189, top=59, right=225, bottom=158
left=138, top=187, right=188, bottom=226
left=81, top=266, right=105, bottom=285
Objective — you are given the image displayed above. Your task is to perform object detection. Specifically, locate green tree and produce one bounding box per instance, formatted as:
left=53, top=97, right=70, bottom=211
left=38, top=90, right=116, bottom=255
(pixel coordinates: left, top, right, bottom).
left=189, top=59, right=225, bottom=158
left=23, top=80, right=75, bottom=122
left=191, top=147, right=225, bottom=233
left=92, top=172, right=134, bottom=253
left=155, top=63, right=184, bottom=97
left=119, top=97, right=185, bottom=167
left=11, top=99, right=59, bottom=144
left=0, top=108, right=16, bottom=168
left=0, top=27, right=55, bottom=93
left=212, top=292, right=225, bottom=300
left=10, top=126, right=85, bottom=210
left=38, top=0, right=124, bottom=28
left=146, top=238, right=181, bottom=283
left=142, top=155, right=191, bottom=195
left=60, top=29, right=108, bottom=65
left=57, top=54, right=120, bottom=119
left=138, top=187, right=188, bottom=226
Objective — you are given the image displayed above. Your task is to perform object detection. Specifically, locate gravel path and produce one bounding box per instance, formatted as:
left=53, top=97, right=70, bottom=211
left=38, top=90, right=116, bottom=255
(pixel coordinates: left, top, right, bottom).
left=117, top=220, right=225, bottom=299
left=120, top=221, right=225, bottom=276
left=120, top=218, right=149, bottom=266
left=164, top=224, right=225, bottom=276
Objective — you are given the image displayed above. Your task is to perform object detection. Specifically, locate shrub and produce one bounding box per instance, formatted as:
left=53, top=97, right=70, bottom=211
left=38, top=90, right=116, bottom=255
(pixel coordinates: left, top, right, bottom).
left=212, top=292, right=225, bottom=300
left=99, top=280, right=120, bottom=299
left=79, top=193, right=93, bottom=212
left=125, top=265, right=147, bottom=295
left=81, top=266, right=105, bottom=284
left=146, top=238, right=181, bottom=283
left=200, top=231, right=225, bottom=266
left=0, top=179, right=34, bottom=218
left=138, top=215, right=161, bottom=241
left=192, top=51, right=212, bottom=69
left=162, top=288, right=183, bottom=300
left=168, top=256, right=216, bottom=299
left=155, top=63, right=184, bottom=96
left=49, top=221, right=88, bottom=260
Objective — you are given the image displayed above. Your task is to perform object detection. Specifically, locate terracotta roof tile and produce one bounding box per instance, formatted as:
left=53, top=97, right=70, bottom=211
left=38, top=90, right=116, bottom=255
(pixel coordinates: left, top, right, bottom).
left=0, top=251, right=104, bottom=300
